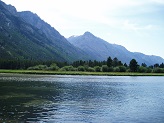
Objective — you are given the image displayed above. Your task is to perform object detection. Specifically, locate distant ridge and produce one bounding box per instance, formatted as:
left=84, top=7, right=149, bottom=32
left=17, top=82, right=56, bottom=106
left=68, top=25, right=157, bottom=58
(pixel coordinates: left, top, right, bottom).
left=68, top=32, right=164, bottom=65
left=0, top=0, right=163, bottom=65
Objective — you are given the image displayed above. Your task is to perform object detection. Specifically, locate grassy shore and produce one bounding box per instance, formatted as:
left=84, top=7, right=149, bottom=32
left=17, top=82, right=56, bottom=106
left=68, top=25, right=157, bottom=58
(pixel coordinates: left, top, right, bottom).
left=0, top=69, right=164, bottom=76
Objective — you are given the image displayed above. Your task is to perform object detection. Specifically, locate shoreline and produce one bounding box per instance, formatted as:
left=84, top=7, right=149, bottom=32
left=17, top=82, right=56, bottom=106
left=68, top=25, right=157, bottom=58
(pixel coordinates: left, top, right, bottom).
left=0, top=70, right=164, bottom=76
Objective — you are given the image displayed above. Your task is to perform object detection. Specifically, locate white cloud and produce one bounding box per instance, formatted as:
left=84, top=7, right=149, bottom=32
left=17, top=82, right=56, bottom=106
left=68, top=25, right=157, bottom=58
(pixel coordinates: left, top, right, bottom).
left=123, top=20, right=155, bottom=32
left=150, top=0, right=164, bottom=4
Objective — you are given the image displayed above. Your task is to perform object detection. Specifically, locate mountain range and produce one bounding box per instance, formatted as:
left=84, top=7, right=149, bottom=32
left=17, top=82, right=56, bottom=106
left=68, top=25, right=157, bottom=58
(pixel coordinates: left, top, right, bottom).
left=0, top=0, right=90, bottom=62
left=68, top=32, right=164, bottom=65
left=0, top=0, right=164, bottom=65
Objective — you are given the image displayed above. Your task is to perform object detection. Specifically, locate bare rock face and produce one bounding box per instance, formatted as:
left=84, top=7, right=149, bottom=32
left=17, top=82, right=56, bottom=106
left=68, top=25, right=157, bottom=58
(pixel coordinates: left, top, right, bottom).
left=18, top=11, right=64, bottom=42
left=0, top=1, right=90, bottom=61
left=0, top=1, right=17, bottom=16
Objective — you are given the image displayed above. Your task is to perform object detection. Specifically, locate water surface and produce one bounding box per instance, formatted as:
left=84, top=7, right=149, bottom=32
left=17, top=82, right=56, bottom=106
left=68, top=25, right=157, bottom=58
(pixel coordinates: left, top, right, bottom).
left=0, top=74, right=164, bottom=123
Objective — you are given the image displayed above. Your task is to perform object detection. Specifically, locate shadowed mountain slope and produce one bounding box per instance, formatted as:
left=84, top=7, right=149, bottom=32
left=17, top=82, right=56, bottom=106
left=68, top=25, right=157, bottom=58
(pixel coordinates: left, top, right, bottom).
left=0, top=1, right=90, bottom=62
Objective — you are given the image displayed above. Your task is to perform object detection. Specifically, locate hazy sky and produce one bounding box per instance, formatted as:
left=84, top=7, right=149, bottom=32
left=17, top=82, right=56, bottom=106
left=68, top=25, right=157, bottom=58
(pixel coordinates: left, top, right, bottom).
left=3, top=0, right=164, bottom=58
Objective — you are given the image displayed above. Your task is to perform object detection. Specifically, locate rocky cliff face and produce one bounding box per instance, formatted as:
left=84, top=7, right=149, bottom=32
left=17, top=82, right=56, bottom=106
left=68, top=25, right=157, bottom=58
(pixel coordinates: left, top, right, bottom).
left=0, top=1, right=17, bottom=15
left=0, top=1, right=90, bottom=62
left=19, top=11, right=61, bottom=40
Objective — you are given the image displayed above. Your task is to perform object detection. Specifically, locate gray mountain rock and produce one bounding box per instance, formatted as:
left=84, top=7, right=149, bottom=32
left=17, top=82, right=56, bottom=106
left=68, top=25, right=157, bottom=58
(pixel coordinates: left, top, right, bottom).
left=68, top=32, right=164, bottom=65
left=0, top=1, right=90, bottom=62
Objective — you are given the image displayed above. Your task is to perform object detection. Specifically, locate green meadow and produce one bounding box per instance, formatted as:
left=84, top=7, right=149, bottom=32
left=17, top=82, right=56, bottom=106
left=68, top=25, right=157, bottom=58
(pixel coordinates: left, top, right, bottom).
left=0, top=69, right=164, bottom=76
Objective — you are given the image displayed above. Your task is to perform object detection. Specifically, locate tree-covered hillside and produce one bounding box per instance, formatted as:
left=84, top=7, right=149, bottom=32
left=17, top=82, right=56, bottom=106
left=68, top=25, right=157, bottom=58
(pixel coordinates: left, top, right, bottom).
left=0, top=1, right=90, bottom=62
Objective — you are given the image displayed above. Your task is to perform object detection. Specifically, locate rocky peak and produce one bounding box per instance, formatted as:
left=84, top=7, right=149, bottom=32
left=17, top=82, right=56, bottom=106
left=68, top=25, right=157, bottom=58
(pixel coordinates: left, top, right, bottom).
left=83, top=31, right=95, bottom=38
left=19, top=11, right=42, bottom=28
left=0, top=1, right=17, bottom=16
left=18, top=11, right=62, bottom=40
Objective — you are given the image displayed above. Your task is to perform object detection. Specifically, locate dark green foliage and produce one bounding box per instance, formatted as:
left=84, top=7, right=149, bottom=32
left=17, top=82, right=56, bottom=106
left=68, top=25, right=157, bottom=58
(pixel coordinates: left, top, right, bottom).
left=113, top=57, right=119, bottom=67
left=108, top=67, right=114, bottom=72
left=154, top=63, right=159, bottom=68
left=124, top=63, right=128, bottom=67
left=78, top=66, right=85, bottom=71
left=160, top=63, right=164, bottom=68
left=0, top=59, right=67, bottom=70
left=0, top=59, right=39, bottom=69
left=101, top=65, right=109, bottom=72
left=87, top=67, right=95, bottom=72
left=138, top=66, right=147, bottom=73
left=129, top=59, right=139, bottom=72
left=94, top=66, right=101, bottom=72
left=149, top=65, right=154, bottom=69
left=59, top=66, right=76, bottom=71
left=107, top=57, right=113, bottom=67
left=1, top=55, right=164, bottom=73
left=141, top=63, right=147, bottom=67
left=114, top=67, right=120, bottom=72
left=119, top=66, right=127, bottom=72
left=83, top=65, right=89, bottom=71
left=0, top=1, right=90, bottom=62
left=47, top=63, right=59, bottom=71
left=153, top=68, right=164, bottom=73
left=72, top=60, right=106, bottom=68
left=146, top=67, right=152, bottom=73
left=28, top=65, right=48, bottom=70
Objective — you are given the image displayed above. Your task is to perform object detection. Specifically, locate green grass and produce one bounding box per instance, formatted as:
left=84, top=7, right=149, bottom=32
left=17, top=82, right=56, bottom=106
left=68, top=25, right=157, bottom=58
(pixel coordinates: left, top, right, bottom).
left=0, top=69, right=164, bottom=76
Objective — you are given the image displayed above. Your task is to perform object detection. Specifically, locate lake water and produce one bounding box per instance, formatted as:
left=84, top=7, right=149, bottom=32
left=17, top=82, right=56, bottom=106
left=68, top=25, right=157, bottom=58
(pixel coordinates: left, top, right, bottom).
left=0, top=74, right=164, bottom=123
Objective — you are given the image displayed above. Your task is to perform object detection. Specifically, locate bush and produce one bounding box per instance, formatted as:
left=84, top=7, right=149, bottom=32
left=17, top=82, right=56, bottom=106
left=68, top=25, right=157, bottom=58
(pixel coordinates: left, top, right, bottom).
left=83, top=65, right=89, bottom=71
left=101, top=65, right=108, bottom=72
left=114, top=67, right=120, bottom=72
left=47, top=63, right=59, bottom=71
left=78, top=66, right=85, bottom=71
left=87, top=67, right=95, bottom=72
left=94, top=66, right=101, bottom=72
left=60, top=66, right=76, bottom=71
left=27, top=65, right=48, bottom=70
left=108, top=67, right=114, bottom=72
left=146, top=68, right=152, bottom=73
left=138, top=66, right=147, bottom=73
left=153, top=68, right=164, bottom=73
left=119, top=66, right=126, bottom=72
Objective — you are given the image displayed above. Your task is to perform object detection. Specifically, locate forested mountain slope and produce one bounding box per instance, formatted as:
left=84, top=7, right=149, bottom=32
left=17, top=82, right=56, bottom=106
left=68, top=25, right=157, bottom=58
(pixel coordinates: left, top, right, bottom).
left=0, top=1, right=90, bottom=62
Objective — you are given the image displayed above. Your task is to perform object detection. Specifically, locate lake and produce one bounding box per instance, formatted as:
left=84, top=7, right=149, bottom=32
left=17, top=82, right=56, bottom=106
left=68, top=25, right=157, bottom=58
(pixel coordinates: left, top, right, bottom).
left=0, top=74, right=164, bottom=123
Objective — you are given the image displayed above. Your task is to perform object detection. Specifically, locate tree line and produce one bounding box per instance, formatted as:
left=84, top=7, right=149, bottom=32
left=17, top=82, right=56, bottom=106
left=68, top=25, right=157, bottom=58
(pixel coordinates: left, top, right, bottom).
left=0, top=57, right=164, bottom=73
left=0, top=59, right=67, bottom=70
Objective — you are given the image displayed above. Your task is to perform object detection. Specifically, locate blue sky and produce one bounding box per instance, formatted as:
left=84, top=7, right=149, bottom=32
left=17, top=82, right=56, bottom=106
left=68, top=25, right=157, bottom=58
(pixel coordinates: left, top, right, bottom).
left=3, top=0, right=164, bottom=58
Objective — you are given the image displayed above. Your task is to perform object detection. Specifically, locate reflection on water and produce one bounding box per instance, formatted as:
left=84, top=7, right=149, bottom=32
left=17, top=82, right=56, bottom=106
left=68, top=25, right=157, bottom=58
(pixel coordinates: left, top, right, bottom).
left=0, top=74, right=164, bottom=123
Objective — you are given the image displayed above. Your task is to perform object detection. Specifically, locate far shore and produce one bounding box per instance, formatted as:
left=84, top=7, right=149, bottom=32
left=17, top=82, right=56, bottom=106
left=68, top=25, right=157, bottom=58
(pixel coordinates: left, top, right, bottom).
left=0, top=69, right=164, bottom=76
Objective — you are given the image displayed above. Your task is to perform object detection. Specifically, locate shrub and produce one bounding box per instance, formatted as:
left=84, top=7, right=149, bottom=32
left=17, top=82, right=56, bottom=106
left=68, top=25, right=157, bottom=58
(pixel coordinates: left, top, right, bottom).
left=94, top=66, right=101, bottom=72
left=27, top=65, right=48, bottom=70
left=47, top=63, right=59, bottom=71
left=153, top=68, right=164, bottom=73
left=60, top=66, right=76, bottom=71
left=114, top=67, right=120, bottom=72
left=78, top=66, right=85, bottom=71
left=119, top=66, right=126, bottom=72
left=83, top=65, right=89, bottom=71
left=101, top=65, right=108, bottom=72
left=146, top=68, right=152, bottom=73
left=108, top=67, right=114, bottom=72
left=87, top=67, right=95, bottom=72
left=138, top=66, right=147, bottom=73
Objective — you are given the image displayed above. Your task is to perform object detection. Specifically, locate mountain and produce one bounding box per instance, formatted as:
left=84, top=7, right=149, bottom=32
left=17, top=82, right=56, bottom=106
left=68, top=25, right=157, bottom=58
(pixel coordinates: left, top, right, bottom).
left=1, top=1, right=163, bottom=65
left=0, top=1, right=89, bottom=62
left=68, top=32, right=164, bottom=65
